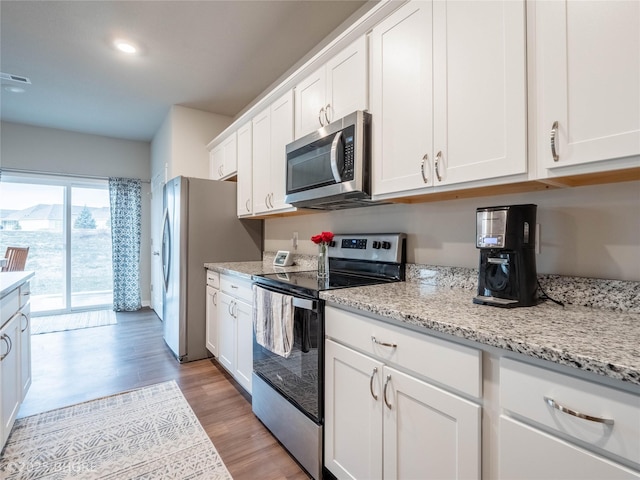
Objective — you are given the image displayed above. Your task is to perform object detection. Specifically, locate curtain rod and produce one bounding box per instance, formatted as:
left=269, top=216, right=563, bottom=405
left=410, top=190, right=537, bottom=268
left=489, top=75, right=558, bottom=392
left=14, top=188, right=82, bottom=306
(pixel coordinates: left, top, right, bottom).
left=0, top=167, right=151, bottom=183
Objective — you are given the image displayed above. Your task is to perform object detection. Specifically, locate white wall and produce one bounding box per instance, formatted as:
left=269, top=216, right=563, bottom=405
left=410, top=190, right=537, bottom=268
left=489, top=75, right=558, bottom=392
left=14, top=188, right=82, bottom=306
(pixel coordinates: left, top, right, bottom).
left=265, top=181, right=640, bottom=281
left=0, top=121, right=153, bottom=304
left=151, top=105, right=232, bottom=182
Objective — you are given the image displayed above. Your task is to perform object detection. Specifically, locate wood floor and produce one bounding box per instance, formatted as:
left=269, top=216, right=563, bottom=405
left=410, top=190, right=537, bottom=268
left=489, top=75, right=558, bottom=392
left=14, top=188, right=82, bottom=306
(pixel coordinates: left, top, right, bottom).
left=20, top=308, right=311, bottom=480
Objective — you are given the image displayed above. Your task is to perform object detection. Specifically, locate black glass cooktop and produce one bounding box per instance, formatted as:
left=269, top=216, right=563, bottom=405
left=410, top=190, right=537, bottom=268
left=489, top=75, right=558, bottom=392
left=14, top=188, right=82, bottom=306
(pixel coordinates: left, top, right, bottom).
left=254, top=270, right=396, bottom=298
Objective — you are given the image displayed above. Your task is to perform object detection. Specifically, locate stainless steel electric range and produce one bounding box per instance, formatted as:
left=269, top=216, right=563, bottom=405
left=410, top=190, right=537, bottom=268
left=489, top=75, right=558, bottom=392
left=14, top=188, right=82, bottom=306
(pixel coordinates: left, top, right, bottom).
left=251, top=233, right=407, bottom=479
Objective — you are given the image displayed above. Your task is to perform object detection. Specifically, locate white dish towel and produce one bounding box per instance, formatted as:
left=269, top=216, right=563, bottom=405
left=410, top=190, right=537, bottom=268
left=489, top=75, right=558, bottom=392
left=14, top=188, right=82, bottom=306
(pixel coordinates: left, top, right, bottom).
left=252, top=285, right=294, bottom=358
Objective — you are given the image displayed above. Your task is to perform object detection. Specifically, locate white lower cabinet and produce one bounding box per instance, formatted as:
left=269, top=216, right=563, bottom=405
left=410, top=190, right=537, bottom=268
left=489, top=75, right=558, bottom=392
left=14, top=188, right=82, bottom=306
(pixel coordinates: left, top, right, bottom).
left=1, top=278, right=32, bottom=450
left=216, top=274, right=253, bottom=393
left=499, top=357, right=640, bottom=477
left=205, top=284, right=219, bottom=357
left=325, top=306, right=481, bottom=479
left=1, top=313, right=21, bottom=448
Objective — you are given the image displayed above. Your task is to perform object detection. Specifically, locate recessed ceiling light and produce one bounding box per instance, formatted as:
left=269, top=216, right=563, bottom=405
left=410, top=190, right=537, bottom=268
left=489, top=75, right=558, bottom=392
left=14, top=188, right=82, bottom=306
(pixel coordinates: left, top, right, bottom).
left=114, top=40, right=138, bottom=54
left=4, top=85, right=25, bottom=93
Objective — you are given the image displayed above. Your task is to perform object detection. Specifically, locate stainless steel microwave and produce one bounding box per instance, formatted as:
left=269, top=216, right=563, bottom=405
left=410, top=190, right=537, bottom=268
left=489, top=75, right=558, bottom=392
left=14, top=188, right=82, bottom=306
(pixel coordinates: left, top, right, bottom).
left=284, top=110, right=373, bottom=210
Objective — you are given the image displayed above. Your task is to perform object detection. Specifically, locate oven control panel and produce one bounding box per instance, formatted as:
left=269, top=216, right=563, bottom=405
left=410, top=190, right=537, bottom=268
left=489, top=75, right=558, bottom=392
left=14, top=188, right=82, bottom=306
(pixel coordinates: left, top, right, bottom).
left=331, top=233, right=406, bottom=263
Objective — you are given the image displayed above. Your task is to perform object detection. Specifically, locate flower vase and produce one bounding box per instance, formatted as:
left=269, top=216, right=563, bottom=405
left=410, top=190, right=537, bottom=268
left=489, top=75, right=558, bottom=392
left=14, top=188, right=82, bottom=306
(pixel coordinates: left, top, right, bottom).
left=317, top=243, right=329, bottom=279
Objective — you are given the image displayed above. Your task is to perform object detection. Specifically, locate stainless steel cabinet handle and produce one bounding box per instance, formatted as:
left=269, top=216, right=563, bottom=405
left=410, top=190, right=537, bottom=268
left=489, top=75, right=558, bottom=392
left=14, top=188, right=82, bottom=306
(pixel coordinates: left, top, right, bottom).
left=551, top=121, right=559, bottom=162
left=212, top=291, right=217, bottom=307
left=153, top=251, right=160, bottom=256
left=20, top=312, right=29, bottom=333
left=544, top=396, right=614, bottom=425
left=383, top=374, right=392, bottom=409
left=265, top=194, right=270, bottom=209
left=231, top=285, right=238, bottom=289
left=435, top=151, right=443, bottom=182
left=245, top=199, right=250, bottom=213
left=324, top=103, right=332, bottom=125
left=318, top=107, right=325, bottom=127
left=420, top=154, right=429, bottom=183
left=228, top=300, right=234, bottom=316
left=372, top=335, right=397, bottom=348
left=0, top=334, right=12, bottom=361
left=369, top=367, right=378, bottom=400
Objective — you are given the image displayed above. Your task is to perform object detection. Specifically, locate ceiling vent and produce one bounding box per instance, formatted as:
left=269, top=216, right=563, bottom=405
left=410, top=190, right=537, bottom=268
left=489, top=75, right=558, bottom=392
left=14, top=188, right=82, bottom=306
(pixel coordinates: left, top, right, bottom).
left=0, top=72, right=32, bottom=85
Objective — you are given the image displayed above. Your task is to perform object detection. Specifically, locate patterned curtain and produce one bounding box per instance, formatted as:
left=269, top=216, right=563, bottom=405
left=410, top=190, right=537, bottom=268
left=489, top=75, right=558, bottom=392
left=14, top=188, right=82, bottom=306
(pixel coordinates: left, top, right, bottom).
left=109, top=177, right=142, bottom=311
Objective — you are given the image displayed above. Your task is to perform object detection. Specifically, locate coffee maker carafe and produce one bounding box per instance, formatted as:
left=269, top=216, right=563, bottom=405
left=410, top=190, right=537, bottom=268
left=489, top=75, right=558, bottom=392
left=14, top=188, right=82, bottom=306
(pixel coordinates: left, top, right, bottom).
left=473, top=204, right=538, bottom=308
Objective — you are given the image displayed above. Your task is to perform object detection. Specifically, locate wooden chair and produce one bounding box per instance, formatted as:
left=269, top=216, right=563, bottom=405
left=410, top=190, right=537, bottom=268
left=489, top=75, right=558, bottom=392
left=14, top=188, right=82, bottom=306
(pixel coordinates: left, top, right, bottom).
left=2, top=246, right=29, bottom=272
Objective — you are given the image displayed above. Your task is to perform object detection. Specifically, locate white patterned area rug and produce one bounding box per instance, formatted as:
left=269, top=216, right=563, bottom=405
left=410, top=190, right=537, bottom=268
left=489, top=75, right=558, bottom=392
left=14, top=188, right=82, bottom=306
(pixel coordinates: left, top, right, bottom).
left=0, top=381, right=233, bottom=479
left=31, top=310, right=117, bottom=335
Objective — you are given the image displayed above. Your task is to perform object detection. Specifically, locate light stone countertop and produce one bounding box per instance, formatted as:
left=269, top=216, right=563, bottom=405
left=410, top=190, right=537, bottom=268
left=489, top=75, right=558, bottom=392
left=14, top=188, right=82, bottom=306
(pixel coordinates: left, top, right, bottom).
left=0, top=271, right=35, bottom=298
left=204, top=258, right=639, bottom=387
left=320, top=281, right=640, bottom=386
left=204, top=256, right=317, bottom=281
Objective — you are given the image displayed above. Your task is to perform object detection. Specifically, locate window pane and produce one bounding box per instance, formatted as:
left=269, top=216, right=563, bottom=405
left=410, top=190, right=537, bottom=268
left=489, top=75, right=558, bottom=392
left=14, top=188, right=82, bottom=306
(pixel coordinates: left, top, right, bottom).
left=70, top=186, right=113, bottom=309
left=0, top=182, right=67, bottom=312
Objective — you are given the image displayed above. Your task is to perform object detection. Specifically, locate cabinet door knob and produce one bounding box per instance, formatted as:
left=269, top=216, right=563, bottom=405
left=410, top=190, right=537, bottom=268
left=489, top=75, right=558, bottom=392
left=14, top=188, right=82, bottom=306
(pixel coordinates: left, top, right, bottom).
left=369, top=367, right=378, bottom=401
left=544, top=396, right=614, bottom=425
left=550, top=121, right=559, bottom=162
left=383, top=374, right=392, bottom=409
left=435, top=151, right=443, bottom=182
left=420, top=154, right=429, bottom=183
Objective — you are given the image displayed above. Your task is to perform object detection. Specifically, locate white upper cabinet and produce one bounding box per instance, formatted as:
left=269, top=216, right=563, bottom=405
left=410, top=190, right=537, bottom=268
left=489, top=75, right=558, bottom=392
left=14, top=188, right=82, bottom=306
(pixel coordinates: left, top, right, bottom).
left=209, top=132, right=237, bottom=180
left=371, top=1, right=434, bottom=195
left=534, top=0, right=640, bottom=176
left=252, top=90, right=296, bottom=215
left=371, top=0, right=527, bottom=199
left=236, top=121, right=253, bottom=217
left=295, top=36, right=368, bottom=139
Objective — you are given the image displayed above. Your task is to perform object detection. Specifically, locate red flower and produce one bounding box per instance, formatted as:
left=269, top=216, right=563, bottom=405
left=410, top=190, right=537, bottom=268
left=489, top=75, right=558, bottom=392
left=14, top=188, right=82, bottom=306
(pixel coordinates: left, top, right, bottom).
left=311, top=231, right=334, bottom=244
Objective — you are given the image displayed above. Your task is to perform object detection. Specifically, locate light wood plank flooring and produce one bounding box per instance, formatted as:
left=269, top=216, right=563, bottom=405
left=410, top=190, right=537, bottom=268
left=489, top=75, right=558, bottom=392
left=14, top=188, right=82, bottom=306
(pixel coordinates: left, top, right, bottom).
left=20, top=308, right=310, bottom=480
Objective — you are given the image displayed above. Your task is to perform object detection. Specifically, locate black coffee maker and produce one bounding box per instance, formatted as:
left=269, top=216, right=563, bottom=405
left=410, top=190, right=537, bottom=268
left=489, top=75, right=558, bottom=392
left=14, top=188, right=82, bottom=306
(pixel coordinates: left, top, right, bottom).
left=473, top=204, right=539, bottom=308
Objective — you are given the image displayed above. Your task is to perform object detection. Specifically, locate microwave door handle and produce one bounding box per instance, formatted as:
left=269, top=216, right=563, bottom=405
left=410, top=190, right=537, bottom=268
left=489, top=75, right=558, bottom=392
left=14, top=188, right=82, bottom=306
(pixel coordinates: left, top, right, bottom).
left=330, top=131, right=344, bottom=183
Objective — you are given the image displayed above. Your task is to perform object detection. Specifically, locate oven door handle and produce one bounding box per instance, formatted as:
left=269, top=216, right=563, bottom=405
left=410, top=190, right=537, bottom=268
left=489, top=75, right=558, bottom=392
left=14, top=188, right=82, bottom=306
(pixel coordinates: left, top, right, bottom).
left=292, top=297, right=316, bottom=311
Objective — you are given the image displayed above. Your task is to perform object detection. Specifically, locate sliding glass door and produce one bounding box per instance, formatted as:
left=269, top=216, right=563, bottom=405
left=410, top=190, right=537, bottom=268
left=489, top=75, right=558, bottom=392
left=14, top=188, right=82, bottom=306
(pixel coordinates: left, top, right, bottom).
left=70, top=186, right=113, bottom=309
left=0, top=176, right=113, bottom=314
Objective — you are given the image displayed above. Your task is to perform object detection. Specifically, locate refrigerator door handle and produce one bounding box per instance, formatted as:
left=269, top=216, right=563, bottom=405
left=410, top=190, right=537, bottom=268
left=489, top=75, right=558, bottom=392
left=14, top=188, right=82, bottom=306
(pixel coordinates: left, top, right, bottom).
left=161, top=207, right=171, bottom=292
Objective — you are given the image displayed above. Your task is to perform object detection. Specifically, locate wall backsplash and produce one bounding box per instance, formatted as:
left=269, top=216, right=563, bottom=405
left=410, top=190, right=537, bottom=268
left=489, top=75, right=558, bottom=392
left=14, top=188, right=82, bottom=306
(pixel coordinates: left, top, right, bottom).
left=264, top=180, right=640, bottom=282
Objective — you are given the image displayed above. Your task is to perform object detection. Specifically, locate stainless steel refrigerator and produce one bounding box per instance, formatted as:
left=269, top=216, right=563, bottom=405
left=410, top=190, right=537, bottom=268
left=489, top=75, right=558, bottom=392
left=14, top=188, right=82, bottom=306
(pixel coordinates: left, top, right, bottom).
left=162, top=176, right=262, bottom=362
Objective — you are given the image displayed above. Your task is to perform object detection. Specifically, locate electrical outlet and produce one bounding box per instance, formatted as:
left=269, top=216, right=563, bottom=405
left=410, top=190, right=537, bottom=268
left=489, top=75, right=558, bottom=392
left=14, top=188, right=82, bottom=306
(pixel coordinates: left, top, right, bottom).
left=292, top=231, right=298, bottom=250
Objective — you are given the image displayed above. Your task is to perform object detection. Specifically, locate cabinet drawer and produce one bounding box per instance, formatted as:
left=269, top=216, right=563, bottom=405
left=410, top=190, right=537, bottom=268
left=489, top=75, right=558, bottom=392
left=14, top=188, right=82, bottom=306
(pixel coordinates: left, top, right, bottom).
left=499, top=416, right=640, bottom=479
left=501, top=358, right=640, bottom=465
left=206, top=270, right=220, bottom=289
left=325, top=306, right=481, bottom=398
left=1, top=288, right=19, bottom=327
left=220, top=274, right=252, bottom=303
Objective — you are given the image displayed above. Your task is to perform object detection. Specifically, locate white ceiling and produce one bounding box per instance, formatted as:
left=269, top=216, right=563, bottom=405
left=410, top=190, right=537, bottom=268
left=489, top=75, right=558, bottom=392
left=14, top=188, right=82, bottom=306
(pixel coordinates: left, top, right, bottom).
left=0, top=0, right=369, bottom=141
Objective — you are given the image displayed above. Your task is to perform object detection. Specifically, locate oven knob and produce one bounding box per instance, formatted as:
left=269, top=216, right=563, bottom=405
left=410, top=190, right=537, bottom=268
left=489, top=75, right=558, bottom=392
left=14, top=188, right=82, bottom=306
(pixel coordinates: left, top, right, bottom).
left=382, top=241, right=391, bottom=249
left=372, top=241, right=381, bottom=249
